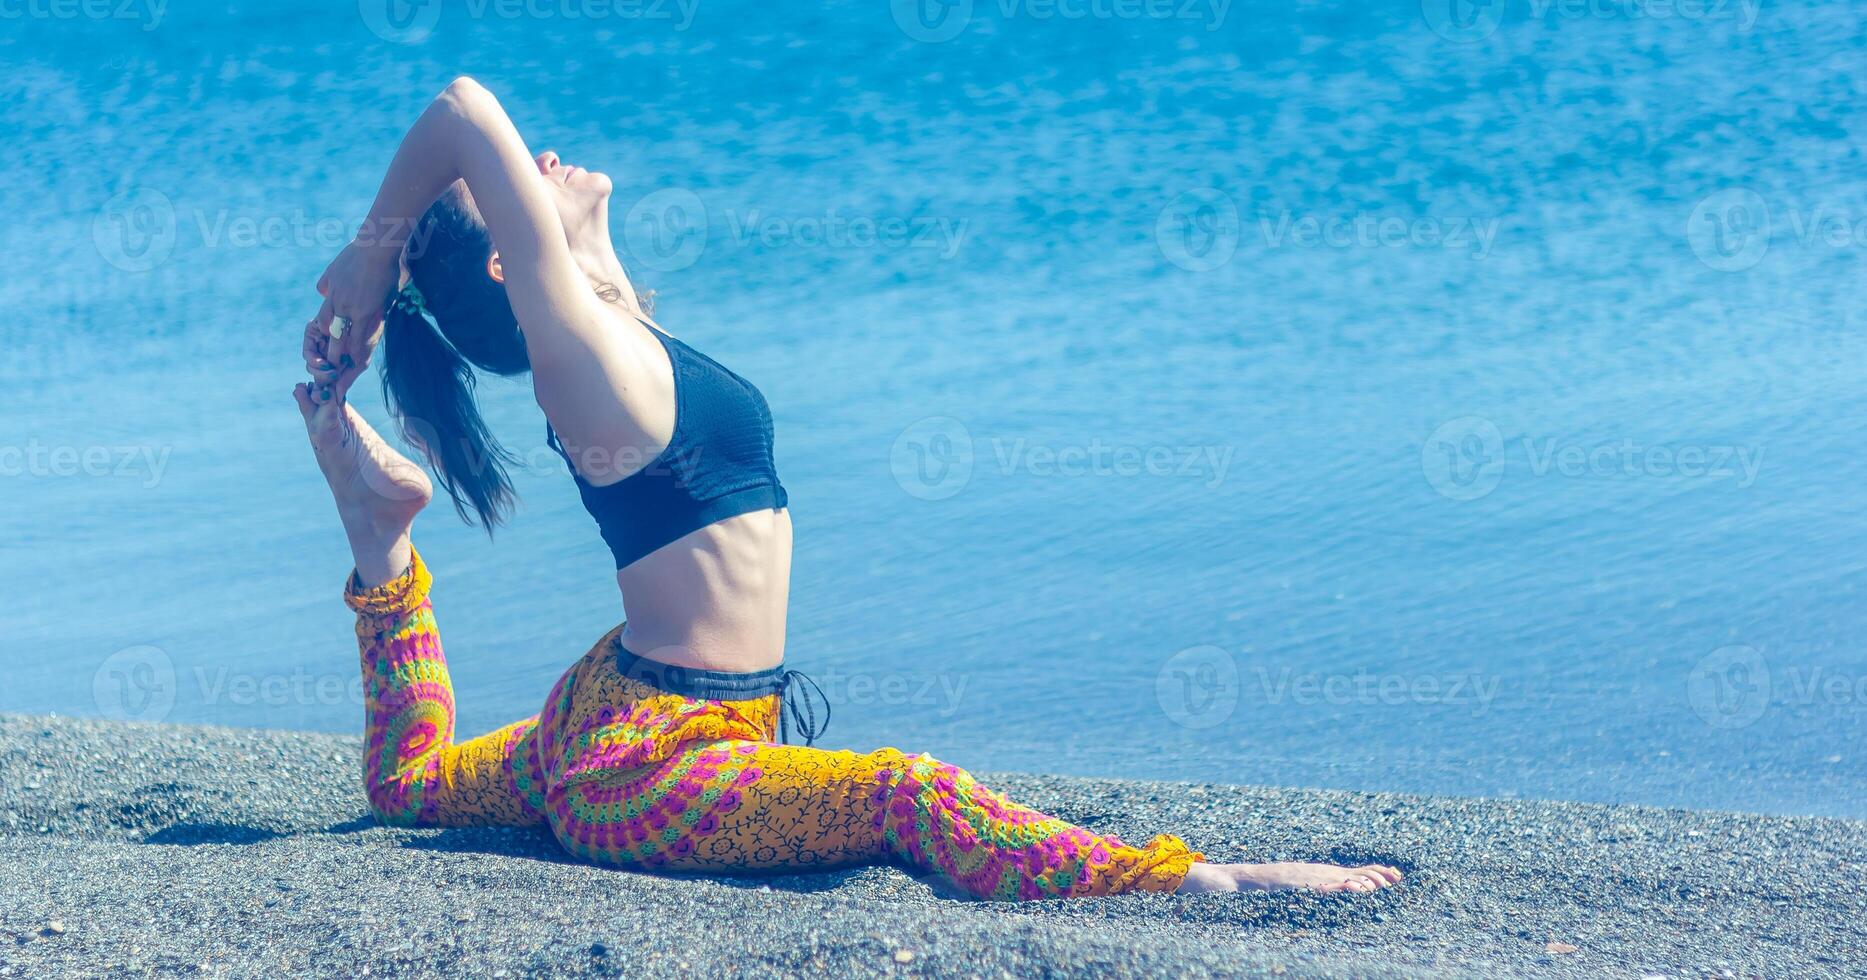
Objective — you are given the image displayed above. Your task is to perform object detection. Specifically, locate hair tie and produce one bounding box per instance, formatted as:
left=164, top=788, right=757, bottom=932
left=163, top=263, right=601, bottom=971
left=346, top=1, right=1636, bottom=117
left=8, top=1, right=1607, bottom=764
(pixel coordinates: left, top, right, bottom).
left=390, top=283, right=428, bottom=319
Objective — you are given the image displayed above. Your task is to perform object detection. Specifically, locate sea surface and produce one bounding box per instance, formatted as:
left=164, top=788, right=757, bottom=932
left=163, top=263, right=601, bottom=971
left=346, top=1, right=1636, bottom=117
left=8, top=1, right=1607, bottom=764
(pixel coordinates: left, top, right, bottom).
left=3, top=0, right=1864, bottom=818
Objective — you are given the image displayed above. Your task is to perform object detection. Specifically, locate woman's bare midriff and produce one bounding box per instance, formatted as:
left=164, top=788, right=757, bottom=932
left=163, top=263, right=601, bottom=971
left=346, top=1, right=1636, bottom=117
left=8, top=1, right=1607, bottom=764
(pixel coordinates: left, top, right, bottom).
left=613, top=506, right=792, bottom=673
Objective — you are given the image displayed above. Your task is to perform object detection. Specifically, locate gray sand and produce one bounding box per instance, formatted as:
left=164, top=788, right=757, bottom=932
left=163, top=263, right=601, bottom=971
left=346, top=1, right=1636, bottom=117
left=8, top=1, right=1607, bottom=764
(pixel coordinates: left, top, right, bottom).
left=1, top=714, right=1862, bottom=978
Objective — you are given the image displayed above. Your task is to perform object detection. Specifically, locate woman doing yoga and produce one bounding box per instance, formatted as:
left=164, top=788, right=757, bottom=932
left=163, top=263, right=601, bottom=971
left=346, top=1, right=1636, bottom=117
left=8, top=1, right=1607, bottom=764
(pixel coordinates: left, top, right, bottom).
left=297, top=77, right=1402, bottom=901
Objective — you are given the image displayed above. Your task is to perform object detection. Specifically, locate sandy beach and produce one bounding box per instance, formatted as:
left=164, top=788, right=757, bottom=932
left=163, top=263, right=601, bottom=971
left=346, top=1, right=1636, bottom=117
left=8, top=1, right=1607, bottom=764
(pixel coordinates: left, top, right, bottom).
left=1, top=713, right=1861, bottom=978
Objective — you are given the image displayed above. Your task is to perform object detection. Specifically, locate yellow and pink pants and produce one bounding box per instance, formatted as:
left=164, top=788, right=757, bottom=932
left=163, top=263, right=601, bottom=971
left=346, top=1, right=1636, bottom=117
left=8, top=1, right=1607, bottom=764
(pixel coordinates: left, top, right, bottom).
left=349, top=548, right=1199, bottom=900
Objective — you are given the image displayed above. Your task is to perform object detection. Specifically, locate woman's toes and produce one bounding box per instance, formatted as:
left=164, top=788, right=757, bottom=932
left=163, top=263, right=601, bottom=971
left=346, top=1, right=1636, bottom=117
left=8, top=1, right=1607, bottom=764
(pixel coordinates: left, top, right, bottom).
left=1358, top=865, right=1399, bottom=886
left=1363, top=865, right=1403, bottom=888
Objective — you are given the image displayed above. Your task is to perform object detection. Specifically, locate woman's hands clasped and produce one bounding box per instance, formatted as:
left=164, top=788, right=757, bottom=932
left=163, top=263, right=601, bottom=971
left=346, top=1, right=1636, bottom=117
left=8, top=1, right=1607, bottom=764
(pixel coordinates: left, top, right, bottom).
left=302, top=237, right=402, bottom=401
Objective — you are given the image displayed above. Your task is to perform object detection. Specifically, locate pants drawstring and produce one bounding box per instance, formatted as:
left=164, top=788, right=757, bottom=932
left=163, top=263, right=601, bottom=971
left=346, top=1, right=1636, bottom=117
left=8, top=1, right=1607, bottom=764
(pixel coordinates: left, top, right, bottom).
left=777, top=669, right=831, bottom=746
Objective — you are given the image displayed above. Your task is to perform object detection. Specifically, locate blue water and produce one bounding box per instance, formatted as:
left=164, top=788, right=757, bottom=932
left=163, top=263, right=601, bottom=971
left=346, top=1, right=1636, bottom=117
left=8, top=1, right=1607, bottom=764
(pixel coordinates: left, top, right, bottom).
left=3, top=0, right=1864, bottom=818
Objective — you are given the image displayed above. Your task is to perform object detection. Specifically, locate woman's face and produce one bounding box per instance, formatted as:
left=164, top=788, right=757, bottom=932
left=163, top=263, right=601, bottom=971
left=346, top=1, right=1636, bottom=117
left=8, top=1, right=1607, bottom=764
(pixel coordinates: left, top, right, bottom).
left=533, top=149, right=612, bottom=243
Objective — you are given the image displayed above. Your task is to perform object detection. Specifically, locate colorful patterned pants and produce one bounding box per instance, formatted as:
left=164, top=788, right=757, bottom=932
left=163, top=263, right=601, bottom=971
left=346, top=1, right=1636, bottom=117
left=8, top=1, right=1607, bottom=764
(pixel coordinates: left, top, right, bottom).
left=348, top=548, right=1199, bottom=901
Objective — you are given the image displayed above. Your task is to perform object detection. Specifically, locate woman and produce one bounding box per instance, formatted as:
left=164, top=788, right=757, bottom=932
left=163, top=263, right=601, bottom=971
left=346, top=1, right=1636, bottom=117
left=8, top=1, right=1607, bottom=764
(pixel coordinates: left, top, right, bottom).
left=296, top=77, right=1402, bottom=900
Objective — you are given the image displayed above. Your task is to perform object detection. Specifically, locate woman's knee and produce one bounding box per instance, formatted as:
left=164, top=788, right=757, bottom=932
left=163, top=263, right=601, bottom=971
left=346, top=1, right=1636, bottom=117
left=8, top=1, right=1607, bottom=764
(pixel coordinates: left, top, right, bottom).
left=363, top=776, right=425, bottom=827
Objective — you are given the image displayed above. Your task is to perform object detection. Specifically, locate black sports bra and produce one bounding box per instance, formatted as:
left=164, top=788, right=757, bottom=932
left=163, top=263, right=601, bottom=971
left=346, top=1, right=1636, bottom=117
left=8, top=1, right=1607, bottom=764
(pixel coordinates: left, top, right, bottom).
left=547, top=324, right=787, bottom=569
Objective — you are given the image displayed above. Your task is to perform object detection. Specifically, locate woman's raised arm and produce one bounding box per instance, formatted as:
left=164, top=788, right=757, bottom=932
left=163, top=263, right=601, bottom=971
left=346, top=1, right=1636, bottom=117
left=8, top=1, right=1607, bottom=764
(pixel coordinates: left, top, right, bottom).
left=315, top=76, right=606, bottom=386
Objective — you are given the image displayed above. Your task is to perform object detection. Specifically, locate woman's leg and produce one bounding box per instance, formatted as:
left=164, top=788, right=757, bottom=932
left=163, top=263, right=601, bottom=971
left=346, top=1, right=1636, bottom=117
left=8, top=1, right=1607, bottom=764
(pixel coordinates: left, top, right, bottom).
left=297, top=386, right=546, bottom=829
left=530, top=652, right=1402, bottom=898
left=528, top=655, right=1192, bottom=900
left=550, top=737, right=1401, bottom=898
left=347, top=549, right=545, bottom=827
left=554, top=739, right=1203, bottom=900
left=627, top=739, right=1194, bottom=899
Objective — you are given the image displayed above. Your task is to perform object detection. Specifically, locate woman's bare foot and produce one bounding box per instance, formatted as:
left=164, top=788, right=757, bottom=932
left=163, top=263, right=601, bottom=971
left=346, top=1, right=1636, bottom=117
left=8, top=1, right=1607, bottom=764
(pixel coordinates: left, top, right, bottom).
left=1177, top=860, right=1404, bottom=895
left=293, top=383, right=432, bottom=586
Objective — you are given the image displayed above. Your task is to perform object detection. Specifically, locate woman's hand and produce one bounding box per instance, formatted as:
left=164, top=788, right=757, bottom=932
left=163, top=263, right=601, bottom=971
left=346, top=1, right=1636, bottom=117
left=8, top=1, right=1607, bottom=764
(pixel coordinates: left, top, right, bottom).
left=307, top=237, right=402, bottom=396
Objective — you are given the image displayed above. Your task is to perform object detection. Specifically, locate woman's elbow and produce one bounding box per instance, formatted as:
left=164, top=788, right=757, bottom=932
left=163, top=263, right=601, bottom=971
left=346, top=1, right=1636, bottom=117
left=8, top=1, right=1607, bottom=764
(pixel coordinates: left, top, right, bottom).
left=437, top=76, right=496, bottom=117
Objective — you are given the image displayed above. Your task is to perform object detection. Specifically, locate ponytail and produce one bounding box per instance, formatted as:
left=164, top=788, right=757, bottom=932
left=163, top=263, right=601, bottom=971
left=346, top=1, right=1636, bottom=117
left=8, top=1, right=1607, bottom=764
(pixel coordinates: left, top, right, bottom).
left=380, top=302, right=519, bottom=531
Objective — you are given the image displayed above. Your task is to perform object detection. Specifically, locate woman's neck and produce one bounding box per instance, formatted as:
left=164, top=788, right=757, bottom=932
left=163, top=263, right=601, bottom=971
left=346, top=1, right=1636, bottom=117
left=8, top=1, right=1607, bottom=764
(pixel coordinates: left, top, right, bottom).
left=566, top=215, right=644, bottom=316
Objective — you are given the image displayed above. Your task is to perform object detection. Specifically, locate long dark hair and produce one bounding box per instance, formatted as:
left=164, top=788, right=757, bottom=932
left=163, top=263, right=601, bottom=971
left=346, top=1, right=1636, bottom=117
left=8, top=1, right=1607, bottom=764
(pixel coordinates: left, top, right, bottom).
left=380, top=186, right=530, bottom=530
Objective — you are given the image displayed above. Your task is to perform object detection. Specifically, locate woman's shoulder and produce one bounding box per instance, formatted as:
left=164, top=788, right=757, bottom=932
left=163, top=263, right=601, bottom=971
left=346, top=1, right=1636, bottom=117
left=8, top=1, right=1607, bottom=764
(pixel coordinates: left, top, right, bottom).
left=528, top=306, right=679, bottom=487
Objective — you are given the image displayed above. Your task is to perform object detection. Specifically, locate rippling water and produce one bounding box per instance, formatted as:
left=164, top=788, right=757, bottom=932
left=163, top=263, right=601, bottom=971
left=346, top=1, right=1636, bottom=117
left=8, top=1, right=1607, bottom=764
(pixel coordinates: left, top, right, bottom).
left=2, top=0, right=1863, bottom=817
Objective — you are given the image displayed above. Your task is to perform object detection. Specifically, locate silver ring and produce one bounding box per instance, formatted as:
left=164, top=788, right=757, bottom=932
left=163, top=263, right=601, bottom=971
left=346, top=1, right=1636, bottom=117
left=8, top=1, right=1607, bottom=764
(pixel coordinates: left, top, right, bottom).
left=331, top=315, right=352, bottom=340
